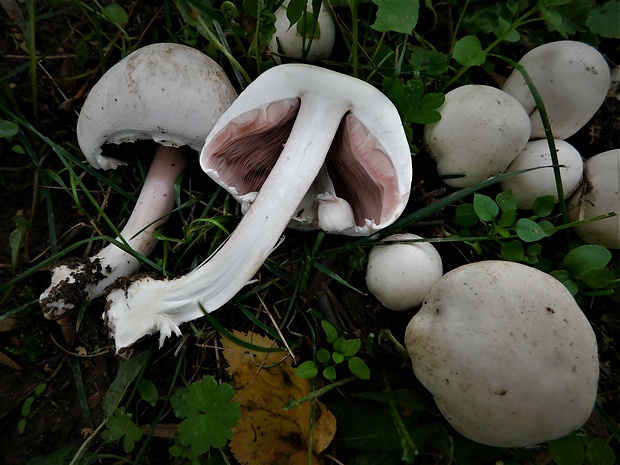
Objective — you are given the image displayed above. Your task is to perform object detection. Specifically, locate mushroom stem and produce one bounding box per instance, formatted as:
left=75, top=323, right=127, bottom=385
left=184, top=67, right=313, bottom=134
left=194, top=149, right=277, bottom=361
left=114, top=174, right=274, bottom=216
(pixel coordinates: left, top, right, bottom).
left=106, top=99, right=347, bottom=350
left=40, top=145, right=186, bottom=318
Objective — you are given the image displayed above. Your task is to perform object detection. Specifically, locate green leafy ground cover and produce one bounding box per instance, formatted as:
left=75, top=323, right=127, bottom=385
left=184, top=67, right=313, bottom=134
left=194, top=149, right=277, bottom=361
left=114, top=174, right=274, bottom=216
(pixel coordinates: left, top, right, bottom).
left=0, top=1, right=618, bottom=464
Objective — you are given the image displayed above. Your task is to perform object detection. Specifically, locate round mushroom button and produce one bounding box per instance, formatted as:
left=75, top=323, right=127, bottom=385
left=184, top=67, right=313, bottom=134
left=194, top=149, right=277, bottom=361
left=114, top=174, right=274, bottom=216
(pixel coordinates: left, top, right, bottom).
left=366, top=233, right=443, bottom=311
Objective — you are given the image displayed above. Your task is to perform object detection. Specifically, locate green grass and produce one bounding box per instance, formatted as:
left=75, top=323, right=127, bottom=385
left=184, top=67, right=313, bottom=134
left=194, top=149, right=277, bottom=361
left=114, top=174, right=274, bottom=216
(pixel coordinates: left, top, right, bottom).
left=0, top=1, right=618, bottom=464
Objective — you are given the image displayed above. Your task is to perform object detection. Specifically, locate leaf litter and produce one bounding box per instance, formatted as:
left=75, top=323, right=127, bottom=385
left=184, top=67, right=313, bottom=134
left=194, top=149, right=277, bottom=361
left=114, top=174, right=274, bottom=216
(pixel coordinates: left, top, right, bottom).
left=221, top=330, right=337, bottom=464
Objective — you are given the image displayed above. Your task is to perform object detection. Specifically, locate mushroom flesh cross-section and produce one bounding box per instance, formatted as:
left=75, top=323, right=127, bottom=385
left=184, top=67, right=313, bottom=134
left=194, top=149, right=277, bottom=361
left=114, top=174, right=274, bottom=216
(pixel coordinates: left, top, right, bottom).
left=105, top=63, right=412, bottom=351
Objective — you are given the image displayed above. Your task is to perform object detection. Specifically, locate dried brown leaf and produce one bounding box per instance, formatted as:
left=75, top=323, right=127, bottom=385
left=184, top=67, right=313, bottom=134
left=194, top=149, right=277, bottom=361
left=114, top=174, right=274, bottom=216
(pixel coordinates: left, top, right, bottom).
left=221, top=331, right=336, bottom=465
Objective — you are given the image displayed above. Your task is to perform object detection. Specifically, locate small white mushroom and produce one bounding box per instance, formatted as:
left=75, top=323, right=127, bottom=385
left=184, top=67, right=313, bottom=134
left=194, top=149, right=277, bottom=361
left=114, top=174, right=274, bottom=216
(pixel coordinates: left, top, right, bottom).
left=39, top=43, right=237, bottom=319
left=568, top=149, right=620, bottom=249
left=268, top=0, right=335, bottom=62
left=104, top=64, right=412, bottom=351
left=405, top=260, right=599, bottom=448
left=423, top=85, right=531, bottom=188
left=366, top=233, right=443, bottom=311
left=500, top=139, right=584, bottom=210
left=502, top=40, right=611, bottom=139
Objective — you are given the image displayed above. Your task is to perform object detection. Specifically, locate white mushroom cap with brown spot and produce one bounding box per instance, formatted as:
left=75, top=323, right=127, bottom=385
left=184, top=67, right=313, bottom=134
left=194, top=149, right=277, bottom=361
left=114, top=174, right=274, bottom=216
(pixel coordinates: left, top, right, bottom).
left=77, top=43, right=237, bottom=170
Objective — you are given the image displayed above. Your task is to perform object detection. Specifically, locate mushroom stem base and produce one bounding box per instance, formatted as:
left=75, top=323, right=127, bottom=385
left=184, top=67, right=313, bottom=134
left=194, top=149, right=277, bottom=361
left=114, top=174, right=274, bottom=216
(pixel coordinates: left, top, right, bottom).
left=40, top=145, right=186, bottom=319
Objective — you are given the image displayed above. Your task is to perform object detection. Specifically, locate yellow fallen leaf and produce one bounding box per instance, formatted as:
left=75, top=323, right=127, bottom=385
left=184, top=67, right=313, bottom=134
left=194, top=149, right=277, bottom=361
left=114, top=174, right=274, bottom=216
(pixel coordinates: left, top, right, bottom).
left=221, top=331, right=285, bottom=375
left=221, top=331, right=336, bottom=465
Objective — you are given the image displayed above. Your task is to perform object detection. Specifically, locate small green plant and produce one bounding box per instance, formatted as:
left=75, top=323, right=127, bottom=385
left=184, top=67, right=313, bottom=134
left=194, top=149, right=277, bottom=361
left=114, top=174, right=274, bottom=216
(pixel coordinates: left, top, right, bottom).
left=548, top=244, right=618, bottom=297
left=548, top=431, right=617, bottom=465
left=0, top=119, right=18, bottom=139
left=169, top=376, right=241, bottom=461
left=18, top=383, right=46, bottom=434
left=102, top=407, right=143, bottom=453
left=101, top=379, right=173, bottom=454
left=296, top=320, right=371, bottom=381
left=450, top=191, right=555, bottom=262
left=0, top=119, right=24, bottom=155
left=450, top=192, right=618, bottom=297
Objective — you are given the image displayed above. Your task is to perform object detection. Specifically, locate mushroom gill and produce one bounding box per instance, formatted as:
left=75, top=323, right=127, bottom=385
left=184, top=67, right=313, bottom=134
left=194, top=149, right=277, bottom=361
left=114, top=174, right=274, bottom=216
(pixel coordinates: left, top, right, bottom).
left=205, top=100, right=399, bottom=229
left=206, top=98, right=300, bottom=195
left=326, top=113, right=399, bottom=226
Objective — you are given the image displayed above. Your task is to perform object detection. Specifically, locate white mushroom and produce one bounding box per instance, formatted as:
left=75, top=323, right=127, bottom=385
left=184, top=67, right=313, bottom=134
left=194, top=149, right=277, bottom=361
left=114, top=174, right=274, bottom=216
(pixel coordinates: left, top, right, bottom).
left=105, top=63, right=412, bottom=351
left=502, top=40, right=611, bottom=139
left=268, top=0, right=335, bottom=62
left=405, top=260, right=599, bottom=448
left=568, top=149, right=620, bottom=249
left=500, top=139, right=584, bottom=210
left=423, top=85, right=531, bottom=188
left=366, top=234, right=443, bottom=311
left=39, top=43, right=237, bottom=319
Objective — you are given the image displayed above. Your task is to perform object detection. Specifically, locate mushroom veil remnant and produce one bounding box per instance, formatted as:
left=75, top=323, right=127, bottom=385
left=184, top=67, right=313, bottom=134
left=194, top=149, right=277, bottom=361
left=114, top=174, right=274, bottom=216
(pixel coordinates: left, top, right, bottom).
left=105, top=63, right=412, bottom=351
left=39, top=43, right=237, bottom=319
left=405, top=260, right=599, bottom=447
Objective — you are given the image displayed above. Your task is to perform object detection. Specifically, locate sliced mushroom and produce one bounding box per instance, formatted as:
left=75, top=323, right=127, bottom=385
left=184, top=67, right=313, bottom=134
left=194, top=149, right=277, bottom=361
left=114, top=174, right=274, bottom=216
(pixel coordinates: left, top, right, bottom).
left=105, top=63, right=412, bottom=351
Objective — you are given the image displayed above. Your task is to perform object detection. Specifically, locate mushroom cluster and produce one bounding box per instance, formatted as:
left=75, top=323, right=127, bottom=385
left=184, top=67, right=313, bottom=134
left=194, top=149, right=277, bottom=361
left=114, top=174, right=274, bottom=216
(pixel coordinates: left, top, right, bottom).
left=37, top=38, right=412, bottom=352
left=500, top=40, right=618, bottom=243
left=425, top=40, right=612, bottom=213
left=39, top=43, right=237, bottom=320
left=405, top=260, right=599, bottom=447
left=499, top=40, right=611, bottom=211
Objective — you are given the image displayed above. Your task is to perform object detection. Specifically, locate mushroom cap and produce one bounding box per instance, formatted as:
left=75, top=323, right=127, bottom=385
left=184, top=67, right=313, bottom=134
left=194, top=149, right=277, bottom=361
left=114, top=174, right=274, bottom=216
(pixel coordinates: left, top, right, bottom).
left=502, top=40, right=610, bottom=139
left=200, top=63, right=412, bottom=236
left=366, top=233, right=443, bottom=311
left=405, top=260, right=599, bottom=448
left=568, top=149, right=620, bottom=249
left=269, top=0, right=336, bottom=62
left=77, top=43, right=238, bottom=170
left=500, top=139, right=584, bottom=210
left=423, top=85, right=531, bottom=188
